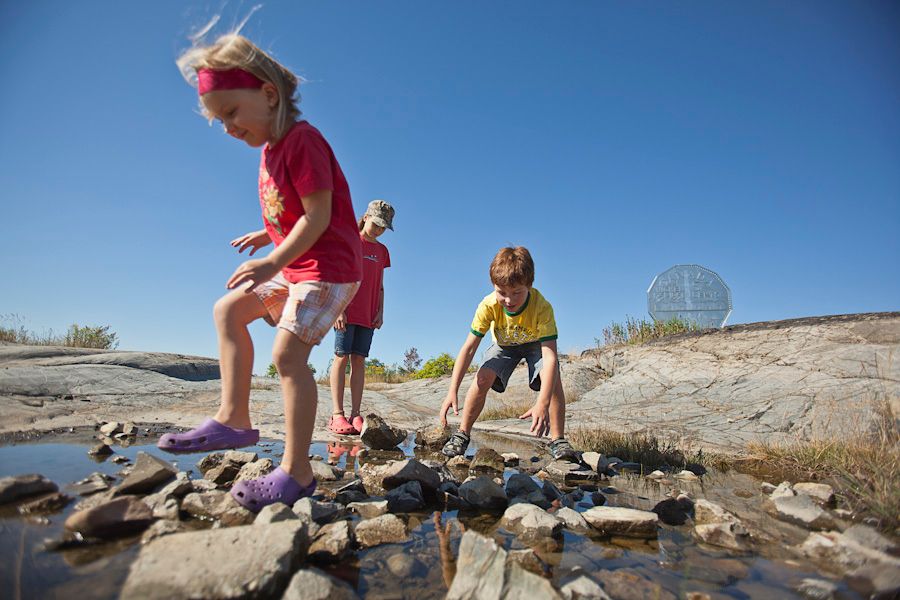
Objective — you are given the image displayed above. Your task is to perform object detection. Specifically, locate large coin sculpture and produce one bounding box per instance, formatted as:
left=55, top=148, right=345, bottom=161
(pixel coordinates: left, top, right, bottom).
left=647, top=264, right=732, bottom=329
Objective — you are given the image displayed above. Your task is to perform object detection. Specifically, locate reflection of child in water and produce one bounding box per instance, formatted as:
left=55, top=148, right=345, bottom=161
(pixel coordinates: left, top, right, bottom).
left=433, top=511, right=462, bottom=589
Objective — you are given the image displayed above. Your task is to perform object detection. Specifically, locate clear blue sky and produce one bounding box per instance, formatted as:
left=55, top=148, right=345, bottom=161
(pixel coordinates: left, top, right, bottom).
left=2, top=1, right=898, bottom=377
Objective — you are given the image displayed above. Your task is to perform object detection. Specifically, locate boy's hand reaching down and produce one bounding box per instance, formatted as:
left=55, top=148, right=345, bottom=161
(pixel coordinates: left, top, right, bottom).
left=520, top=401, right=550, bottom=437
left=439, top=392, right=459, bottom=427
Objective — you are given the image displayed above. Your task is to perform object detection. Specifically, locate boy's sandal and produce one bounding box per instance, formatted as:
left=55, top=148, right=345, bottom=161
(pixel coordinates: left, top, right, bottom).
left=230, top=467, right=316, bottom=512
left=548, top=438, right=579, bottom=462
left=328, top=414, right=357, bottom=436
left=350, top=415, right=364, bottom=434
left=157, top=418, right=259, bottom=453
left=441, top=431, right=470, bottom=458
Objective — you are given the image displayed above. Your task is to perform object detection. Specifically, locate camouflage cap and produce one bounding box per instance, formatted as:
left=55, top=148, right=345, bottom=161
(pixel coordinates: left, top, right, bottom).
left=365, top=199, right=395, bottom=231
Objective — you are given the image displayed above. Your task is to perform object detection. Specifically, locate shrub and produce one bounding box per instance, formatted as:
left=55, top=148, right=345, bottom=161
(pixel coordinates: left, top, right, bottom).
left=414, top=353, right=455, bottom=379
left=1, top=315, right=118, bottom=349
left=597, top=315, right=700, bottom=347
left=266, top=362, right=316, bottom=378
left=63, top=324, right=119, bottom=350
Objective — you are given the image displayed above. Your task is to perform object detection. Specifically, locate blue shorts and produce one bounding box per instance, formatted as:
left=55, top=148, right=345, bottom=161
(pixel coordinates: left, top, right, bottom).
left=480, top=341, right=550, bottom=393
left=334, top=324, right=375, bottom=357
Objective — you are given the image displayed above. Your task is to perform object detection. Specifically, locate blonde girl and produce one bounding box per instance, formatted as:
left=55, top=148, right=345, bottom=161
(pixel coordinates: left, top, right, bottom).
left=158, top=34, right=363, bottom=512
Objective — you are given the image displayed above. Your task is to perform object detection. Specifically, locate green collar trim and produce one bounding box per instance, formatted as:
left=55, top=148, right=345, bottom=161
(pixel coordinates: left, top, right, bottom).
left=503, top=291, right=530, bottom=316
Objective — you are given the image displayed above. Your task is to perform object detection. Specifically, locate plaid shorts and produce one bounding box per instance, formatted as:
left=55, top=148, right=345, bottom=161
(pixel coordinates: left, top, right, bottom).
left=254, top=273, right=360, bottom=346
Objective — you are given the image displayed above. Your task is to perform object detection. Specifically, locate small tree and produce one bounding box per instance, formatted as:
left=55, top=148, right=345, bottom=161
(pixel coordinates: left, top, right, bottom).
left=266, top=362, right=316, bottom=378
left=414, top=353, right=455, bottom=379
left=402, top=347, right=423, bottom=374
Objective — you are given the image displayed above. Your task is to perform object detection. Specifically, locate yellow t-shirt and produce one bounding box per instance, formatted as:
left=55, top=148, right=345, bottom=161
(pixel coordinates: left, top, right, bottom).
left=470, top=288, right=558, bottom=346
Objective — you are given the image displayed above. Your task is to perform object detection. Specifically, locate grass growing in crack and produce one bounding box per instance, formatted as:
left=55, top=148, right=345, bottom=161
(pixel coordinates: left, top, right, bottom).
left=596, top=315, right=701, bottom=347
left=568, top=426, right=731, bottom=471
left=742, top=398, right=900, bottom=533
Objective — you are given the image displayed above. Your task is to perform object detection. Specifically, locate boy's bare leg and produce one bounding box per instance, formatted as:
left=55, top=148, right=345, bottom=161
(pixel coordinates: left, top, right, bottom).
left=349, top=354, right=366, bottom=418
left=273, top=329, right=317, bottom=486
left=458, top=367, right=497, bottom=434
left=212, top=288, right=270, bottom=430
left=329, top=354, right=350, bottom=415
left=548, top=372, right=566, bottom=440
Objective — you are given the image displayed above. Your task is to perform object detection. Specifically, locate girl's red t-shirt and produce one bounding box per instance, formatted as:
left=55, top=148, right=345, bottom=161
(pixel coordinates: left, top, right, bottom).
left=345, top=235, right=391, bottom=328
left=258, top=121, right=362, bottom=283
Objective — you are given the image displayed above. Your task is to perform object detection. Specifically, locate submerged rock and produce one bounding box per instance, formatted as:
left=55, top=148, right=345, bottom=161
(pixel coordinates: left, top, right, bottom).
left=0, top=474, right=58, bottom=505
left=121, top=521, right=308, bottom=599
left=594, top=568, right=675, bottom=600
left=354, top=513, right=407, bottom=548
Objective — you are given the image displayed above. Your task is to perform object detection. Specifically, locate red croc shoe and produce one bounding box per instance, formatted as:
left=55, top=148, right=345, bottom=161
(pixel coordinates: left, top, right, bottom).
left=350, top=414, right=364, bottom=434
left=328, top=414, right=356, bottom=436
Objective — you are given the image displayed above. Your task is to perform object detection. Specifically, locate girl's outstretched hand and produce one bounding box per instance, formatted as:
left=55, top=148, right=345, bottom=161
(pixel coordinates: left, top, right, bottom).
left=227, top=258, right=279, bottom=292
left=231, top=229, right=271, bottom=256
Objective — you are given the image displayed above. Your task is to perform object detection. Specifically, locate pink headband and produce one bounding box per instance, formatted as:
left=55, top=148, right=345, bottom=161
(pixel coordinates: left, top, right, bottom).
left=197, top=67, right=265, bottom=95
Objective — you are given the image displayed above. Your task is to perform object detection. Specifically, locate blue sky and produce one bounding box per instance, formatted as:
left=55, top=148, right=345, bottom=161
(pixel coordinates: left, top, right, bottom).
left=1, top=1, right=898, bottom=377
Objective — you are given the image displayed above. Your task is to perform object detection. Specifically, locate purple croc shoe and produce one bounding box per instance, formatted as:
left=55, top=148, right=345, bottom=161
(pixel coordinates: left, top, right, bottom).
left=157, top=418, right=259, bottom=453
left=230, top=467, right=316, bottom=512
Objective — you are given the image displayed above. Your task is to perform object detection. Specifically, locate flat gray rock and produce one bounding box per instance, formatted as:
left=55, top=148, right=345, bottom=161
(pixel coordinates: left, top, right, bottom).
left=582, top=506, right=658, bottom=538
left=282, top=567, right=360, bottom=600
left=499, top=503, right=563, bottom=540
left=354, top=513, right=407, bottom=548
left=772, top=494, right=836, bottom=530
left=121, top=521, right=307, bottom=599
left=447, top=531, right=508, bottom=600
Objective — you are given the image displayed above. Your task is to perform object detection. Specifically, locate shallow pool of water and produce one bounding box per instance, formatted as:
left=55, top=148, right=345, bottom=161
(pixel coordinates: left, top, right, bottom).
left=0, top=431, right=861, bottom=599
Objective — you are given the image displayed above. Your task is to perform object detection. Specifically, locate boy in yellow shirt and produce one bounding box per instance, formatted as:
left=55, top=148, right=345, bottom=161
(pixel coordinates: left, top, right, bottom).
left=438, top=246, right=577, bottom=461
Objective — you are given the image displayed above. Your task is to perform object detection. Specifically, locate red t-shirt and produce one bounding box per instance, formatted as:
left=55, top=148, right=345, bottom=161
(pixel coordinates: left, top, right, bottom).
left=259, top=121, right=362, bottom=283
left=345, top=234, right=391, bottom=328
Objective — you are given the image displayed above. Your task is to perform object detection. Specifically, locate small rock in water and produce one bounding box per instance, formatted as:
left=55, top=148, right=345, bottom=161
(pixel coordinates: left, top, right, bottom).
left=555, top=507, right=590, bottom=534
left=761, top=481, right=777, bottom=494
left=354, top=513, right=407, bottom=548
left=499, top=503, right=563, bottom=540
left=386, top=480, right=425, bottom=513
left=582, top=506, right=659, bottom=539
left=18, top=492, right=71, bottom=514
left=652, top=496, right=693, bottom=526
left=282, top=567, right=361, bottom=600
left=796, top=577, right=839, bottom=600
left=793, top=482, right=835, bottom=507
left=116, top=452, right=177, bottom=495
left=0, top=474, right=59, bottom=505
left=308, top=521, right=354, bottom=563
left=99, top=421, right=122, bottom=436
left=770, top=481, right=795, bottom=500
left=501, top=453, right=519, bottom=467
left=386, top=552, right=421, bottom=578
left=348, top=499, right=389, bottom=519
left=447, top=455, right=471, bottom=468
left=469, top=448, right=506, bottom=475
left=772, top=494, right=836, bottom=531
left=595, top=568, right=676, bottom=600
left=88, top=443, right=114, bottom=457
left=415, top=424, right=451, bottom=449
left=112, top=456, right=130, bottom=464
left=381, top=459, right=441, bottom=494
left=64, top=496, right=154, bottom=539
left=67, top=473, right=111, bottom=497
left=458, top=476, right=508, bottom=512
left=293, top=497, right=343, bottom=525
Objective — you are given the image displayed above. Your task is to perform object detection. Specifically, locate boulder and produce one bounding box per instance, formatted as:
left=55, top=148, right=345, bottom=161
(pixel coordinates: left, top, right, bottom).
left=359, top=414, right=407, bottom=450
left=64, top=496, right=155, bottom=539
left=354, top=513, right=407, bottom=547
left=458, top=476, right=508, bottom=512
left=582, top=506, right=658, bottom=538
left=499, top=503, right=563, bottom=540
left=0, top=474, right=58, bottom=505
left=282, top=568, right=360, bottom=600
left=415, top=425, right=451, bottom=449
left=121, top=521, right=307, bottom=599
left=308, top=520, right=354, bottom=563
left=116, top=452, right=177, bottom=495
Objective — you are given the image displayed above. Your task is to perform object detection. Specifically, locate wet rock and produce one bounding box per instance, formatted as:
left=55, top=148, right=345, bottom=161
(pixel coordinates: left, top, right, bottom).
left=796, top=578, right=838, bottom=600
left=439, top=480, right=460, bottom=497
left=116, top=452, right=177, bottom=495
left=308, top=520, right=354, bottom=563
left=422, top=460, right=461, bottom=486
left=502, top=453, right=520, bottom=467
left=542, top=480, right=563, bottom=502
left=582, top=506, right=659, bottom=538
left=502, top=563, right=562, bottom=599
left=381, top=459, right=441, bottom=494
left=772, top=494, right=836, bottom=530
left=65, top=496, right=155, bottom=539
left=447, top=455, right=471, bottom=468
left=190, top=479, right=218, bottom=493
left=141, top=519, right=183, bottom=544
left=233, top=458, right=274, bottom=484
left=121, top=521, right=308, bottom=599
left=112, top=455, right=130, bottom=464
left=798, top=529, right=900, bottom=576
left=470, top=448, right=506, bottom=475
left=122, top=421, right=137, bottom=436
left=100, top=421, right=123, bottom=436
left=843, top=524, right=899, bottom=556
left=254, top=502, right=297, bottom=524
left=544, top=460, right=599, bottom=484
left=348, top=499, right=389, bottom=519
left=506, top=548, right=547, bottom=576
left=0, top=474, right=58, bottom=504
left=143, top=492, right=180, bottom=520
left=415, top=424, right=451, bottom=449
left=310, top=460, right=342, bottom=482
left=761, top=481, right=777, bottom=494
left=500, top=503, right=563, bottom=540
left=693, top=521, right=751, bottom=551
left=181, top=491, right=253, bottom=526
left=447, top=531, right=508, bottom=599
left=88, top=442, right=114, bottom=457
left=793, top=482, right=835, bottom=506
left=386, top=480, right=425, bottom=513
left=506, top=473, right=551, bottom=508
left=595, top=568, right=676, bottom=600
left=68, top=472, right=113, bottom=496
left=292, top=497, right=343, bottom=525
left=387, top=552, right=421, bottom=578
left=590, top=491, right=607, bottom=506
left=458, top=476, right=508, bottom=512
left=555, top=507, right=590, bottom=534
left=360, top=414, right=407, bottom=450
left=282, top=567, right=360, bottom=600
left=197, top=452, right=224, bottom=474
left=770, top=481, right=795, bottom=500
left=694, top=499, right=738, bottom=525
left=357, top=462, right=389, bottom=496
left=355, top=513, right=407, bottom=547
left=652, top=496, right=694, bottom=526
left=18, top=492, right=71, bottom=514
left=334, top=479, right=369, bottom=504
left=559, top=571, right=611, bottom=600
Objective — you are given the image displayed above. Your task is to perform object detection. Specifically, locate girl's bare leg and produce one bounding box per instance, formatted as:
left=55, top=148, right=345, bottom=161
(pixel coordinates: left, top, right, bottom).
left=212, top=288, right=270, bottom=430
left=272, top=329, right=317, bottom=486
left=330, top=354, right=350, bottom=415
left=349, top=354, right=366, bottom=418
